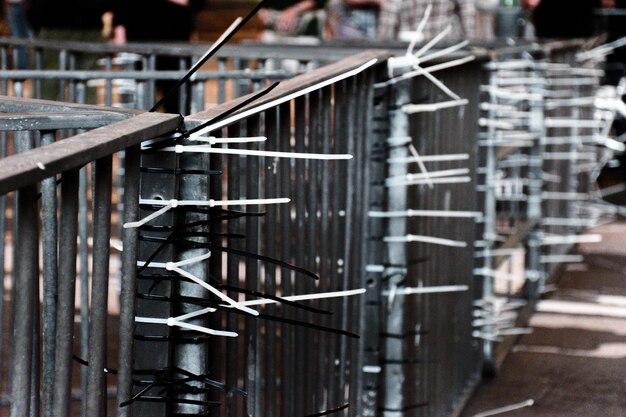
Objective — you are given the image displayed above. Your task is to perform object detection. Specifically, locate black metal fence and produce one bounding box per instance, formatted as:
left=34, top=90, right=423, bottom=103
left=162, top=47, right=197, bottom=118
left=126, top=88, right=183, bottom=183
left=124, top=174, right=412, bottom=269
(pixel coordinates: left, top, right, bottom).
left=0, top=38, right=615, bottom=417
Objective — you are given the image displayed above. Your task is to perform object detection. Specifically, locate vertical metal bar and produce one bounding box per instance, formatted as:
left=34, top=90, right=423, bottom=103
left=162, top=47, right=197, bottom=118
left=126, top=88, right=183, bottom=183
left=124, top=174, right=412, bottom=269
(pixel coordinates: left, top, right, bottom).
left=525, top=65, right=546, bottom=299
left=117, top=145, right=141, bottom=417
left=218, top=58, right=227, bottom=104
left=340, top=76, right=357, bottom=416
left=245, top=115, right=262, bottom=417
left=35, top=48, right=43, bottom=98
left=173, top=136, right=210, bottom=415
left=105, top=55, right=113, bottom=107
left=316, top=85, right=332, bottom=413
left=1, top=46, right=8, bottom=95
left=225, top=123, right=241, bottom=417
left=86, top=156, right=113, bottom=417
left=11, top=184, right=39, bottom=417
left=0, top=133, right=7, bottom=396
left=79, top=165, right=90, bottom=417
left=53, top=169, right=80, bottom=417
left=293, top=94, right=307, bottom=416
left=30, top=298, right=41, bottom=417
left=147, top=54, right=156, bottom=108
left=263, top=108, right=278, bottom=417
left=40, top=131, right=58, bottom=417
left=278, top=102, right=294, bottom=417
left=382, top=78, right=411, bottom=417
left=481, top=69, right=498, bottom=372
left=303, top=89, right=321, bottom=414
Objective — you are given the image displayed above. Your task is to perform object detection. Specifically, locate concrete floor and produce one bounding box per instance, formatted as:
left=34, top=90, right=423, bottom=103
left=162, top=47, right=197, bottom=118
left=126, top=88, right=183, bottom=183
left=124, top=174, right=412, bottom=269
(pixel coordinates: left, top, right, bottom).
left=461, top=221, right=626, bottom=417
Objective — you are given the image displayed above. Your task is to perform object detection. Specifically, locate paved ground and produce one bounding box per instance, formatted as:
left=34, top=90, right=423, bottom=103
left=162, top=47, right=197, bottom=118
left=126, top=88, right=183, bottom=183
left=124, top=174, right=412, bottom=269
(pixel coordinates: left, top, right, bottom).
left=461, top=221, right=626, bottom=417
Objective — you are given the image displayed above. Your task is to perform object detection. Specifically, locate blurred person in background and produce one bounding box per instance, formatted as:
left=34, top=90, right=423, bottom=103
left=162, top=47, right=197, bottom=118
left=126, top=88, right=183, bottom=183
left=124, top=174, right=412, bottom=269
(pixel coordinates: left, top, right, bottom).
left=378, top=0, right=476, bottom=42
left=27, top=0, right=110, bottom=101
left=258, top=0, right=327, bottom=40
left=523, top=0, right=601, bottom=38
left=111, top=0, right=203, bottom=113
left=7, top=0, right=34, bottom=69
left=325, top=0, right=382, bottom=40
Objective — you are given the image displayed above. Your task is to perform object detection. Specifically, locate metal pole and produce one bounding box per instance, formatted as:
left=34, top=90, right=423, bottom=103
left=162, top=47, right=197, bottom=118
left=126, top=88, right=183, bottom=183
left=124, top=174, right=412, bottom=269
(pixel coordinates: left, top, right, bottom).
left=53, top=169, right=80, bottom=417
left=10, top=184, right=39, bottom=417
left=116, top=145, right=141, bottom=417
left=382, top=80, right=410, bottom=417
left=86, top=156, right=113, bottom=417
left=40, top=130, right=58, bottom=417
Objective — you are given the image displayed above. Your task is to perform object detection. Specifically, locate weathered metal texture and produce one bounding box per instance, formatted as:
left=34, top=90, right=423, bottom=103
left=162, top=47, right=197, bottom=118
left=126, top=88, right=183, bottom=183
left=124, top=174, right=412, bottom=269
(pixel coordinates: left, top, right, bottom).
left=0, top=112, right=181, bottom=195
left=400, top=60, right=483, bottom=416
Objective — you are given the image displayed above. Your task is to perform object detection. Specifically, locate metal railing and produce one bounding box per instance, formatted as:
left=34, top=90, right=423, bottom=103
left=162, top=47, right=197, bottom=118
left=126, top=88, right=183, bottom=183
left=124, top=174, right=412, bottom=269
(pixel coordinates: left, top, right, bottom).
left=0, top=38, right=616, bottom=417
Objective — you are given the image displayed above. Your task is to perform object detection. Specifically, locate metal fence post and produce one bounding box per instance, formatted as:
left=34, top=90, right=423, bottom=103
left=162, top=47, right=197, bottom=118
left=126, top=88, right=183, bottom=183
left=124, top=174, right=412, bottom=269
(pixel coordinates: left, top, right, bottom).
left=525, top=63, right=546, bottom=300
left=382, top=80, right=411, bottom=417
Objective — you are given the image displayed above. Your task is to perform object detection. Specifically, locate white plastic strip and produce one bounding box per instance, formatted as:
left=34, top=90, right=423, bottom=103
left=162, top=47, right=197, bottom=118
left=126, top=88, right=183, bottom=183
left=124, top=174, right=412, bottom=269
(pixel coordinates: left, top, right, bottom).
left=384, top=234, right=468, bottom=247
left=387, top=153, right=469, bottom=164
left=134, top=316, right=238, bottom=337
left=382, top=285, right=468, bottom=295
left=164, top=144, right=353, bottom=160
left=416, top=40, right=470, bottom=65
left=541, top=234, right=602, bottom=245
left=387, top=176, right=471, bottom=187
left=190, top=58, right=378, bottom=136
left=402, top=99, right=468, bottom=114
left=408, top=144, right=434, bottom=189
left=125, top=197, right=290, bottom=229
left=540, top=255, right=585, bottom=264
left=240, top=288, right=366, bottom=307
left=386, top=168, right=470, bottom=186
left=189, top=136, right=267, bottom=144
left=407, top=3, right=432, bottom=55
left=369, top=209, right=481, bottom=219
left=471, top=399, right=535, bottom=417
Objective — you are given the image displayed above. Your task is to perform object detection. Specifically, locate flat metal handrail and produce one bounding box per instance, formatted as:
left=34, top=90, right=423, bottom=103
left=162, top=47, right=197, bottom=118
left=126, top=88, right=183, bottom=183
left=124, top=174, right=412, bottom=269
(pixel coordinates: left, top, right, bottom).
left=0, top=112, right=180, bottom=195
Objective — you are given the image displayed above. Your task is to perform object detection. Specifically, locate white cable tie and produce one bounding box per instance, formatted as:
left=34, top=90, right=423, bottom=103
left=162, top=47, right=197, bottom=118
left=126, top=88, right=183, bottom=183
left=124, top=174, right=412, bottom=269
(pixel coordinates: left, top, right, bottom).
left=413, top=25, right=452, bottom=59
left=161, top=145, right=353, bottom=160
left=408, top=144, right=434, bottom=189
left=123, top=200, right=175, bottom=229
left=576, top=36, right=626, bottom=61
left=174, top=320, right=239, bottom=337
left=134, top=316, right=237, bottom=337
left=407, top=4, right=432, bottom=55
left=369, top=209, right=481, bottom=219
left=387, top=176, right=471, bottom=187
left=471, top=399, right=535, bottom=417
left=127, top=197, right=290, bottom=228
left=387, top=153, right=469, bottom=164
left=541, top=234, right=602, bottom=246
left=239, top=288, right=366, bottom=307
left=384, top=234, right=467, bottom=248
left=545, top=118, right=605, bottom=129
left=416, top=40, right=470, bottom=66
left=402, top=99, right=468, bottom=114
left=541, top=191, right=590, bottom=201
left=189, top=136, right=267, bottom=145
left=191, top=58, right=378, bottom=136
left=380, top=56, right=475, bottom=88
left=413, top=64, right=462, bottom=101
left=169, top=264, right=259, bottom=316
left=174, top=251, right=213, bottom=268
left=174, top=306, right=216, bottom=322
left=139, top=197, right=290, bottom=207
left=542, top=218, right=597, bottom=227
left=382, top=285, right=468, bottom=296
left=386, top=168, right=470, bottom=186
left=540, top=255, right=585, bottom=264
